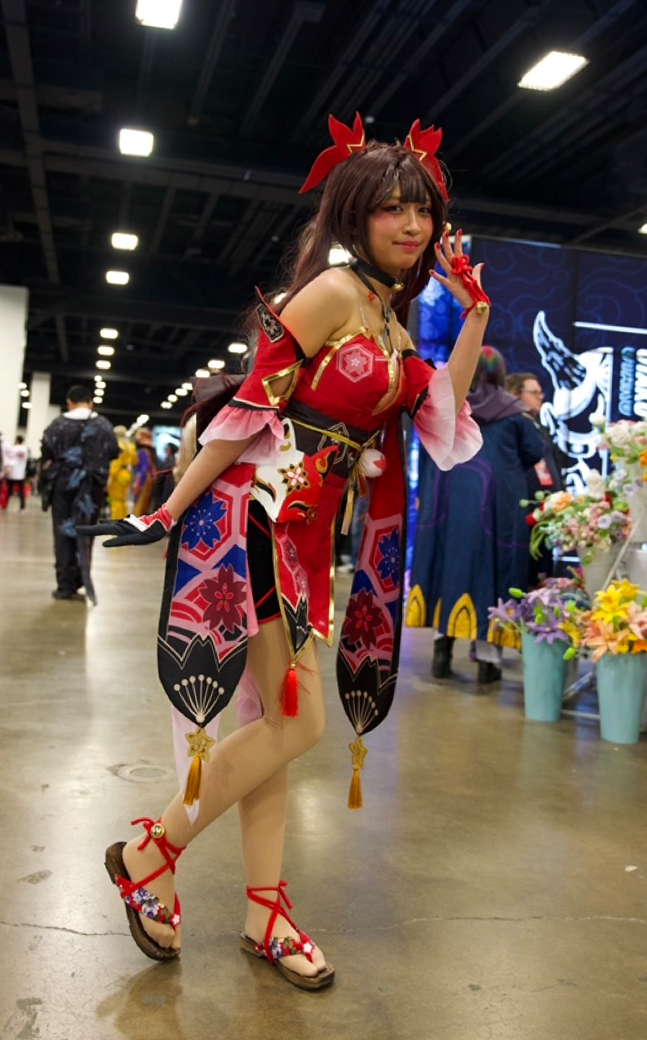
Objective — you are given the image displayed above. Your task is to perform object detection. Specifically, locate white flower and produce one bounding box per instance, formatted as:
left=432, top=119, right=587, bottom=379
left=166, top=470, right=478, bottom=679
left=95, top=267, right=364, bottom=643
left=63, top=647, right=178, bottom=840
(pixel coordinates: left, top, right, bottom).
left=586, top=471, right=607, bottom=500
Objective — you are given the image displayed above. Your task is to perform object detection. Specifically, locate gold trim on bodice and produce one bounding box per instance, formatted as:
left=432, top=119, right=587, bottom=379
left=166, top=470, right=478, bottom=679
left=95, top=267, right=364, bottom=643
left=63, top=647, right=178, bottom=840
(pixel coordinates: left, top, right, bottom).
left=310, top=326, right=402, bottom=415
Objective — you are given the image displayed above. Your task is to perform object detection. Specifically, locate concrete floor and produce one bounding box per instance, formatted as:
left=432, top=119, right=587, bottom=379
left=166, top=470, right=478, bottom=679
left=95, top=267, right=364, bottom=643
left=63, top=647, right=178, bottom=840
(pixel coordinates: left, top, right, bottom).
left=2, top=499, right=647, bottom=1040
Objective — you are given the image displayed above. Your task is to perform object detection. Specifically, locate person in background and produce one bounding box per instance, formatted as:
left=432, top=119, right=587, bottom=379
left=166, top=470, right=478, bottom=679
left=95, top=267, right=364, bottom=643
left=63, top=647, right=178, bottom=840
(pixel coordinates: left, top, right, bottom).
left=108, top=425, right=137, bottom=520
left=408, top=347, right=544, bottom=683
left=41, top=385, right=118, bottom=602
left=133, top=428, right=158, bottom=516
left=2, top=435, right=30, bottom=510
left=505, top=371, right=569, bottom=582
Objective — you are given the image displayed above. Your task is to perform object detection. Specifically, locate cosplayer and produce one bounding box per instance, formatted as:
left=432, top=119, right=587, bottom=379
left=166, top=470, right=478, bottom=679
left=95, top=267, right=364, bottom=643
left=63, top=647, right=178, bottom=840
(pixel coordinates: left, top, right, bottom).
left=133, top=428, right=158, bottom=515
left=108, top=426, right=137, bottom=520
left=81, top=115, right=490, bottom=990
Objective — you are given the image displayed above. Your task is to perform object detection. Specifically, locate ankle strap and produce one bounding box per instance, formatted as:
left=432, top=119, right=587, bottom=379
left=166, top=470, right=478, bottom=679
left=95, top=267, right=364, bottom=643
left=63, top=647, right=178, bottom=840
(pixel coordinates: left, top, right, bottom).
left=132, top=817, right=185, bottom=874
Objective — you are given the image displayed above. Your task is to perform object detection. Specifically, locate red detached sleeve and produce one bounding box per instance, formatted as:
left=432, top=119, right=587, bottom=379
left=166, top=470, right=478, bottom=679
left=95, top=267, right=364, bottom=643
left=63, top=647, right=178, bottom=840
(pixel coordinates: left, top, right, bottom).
left=402, top=349, right=482, bottom=470
left=199, top=292, right=305, bottom=464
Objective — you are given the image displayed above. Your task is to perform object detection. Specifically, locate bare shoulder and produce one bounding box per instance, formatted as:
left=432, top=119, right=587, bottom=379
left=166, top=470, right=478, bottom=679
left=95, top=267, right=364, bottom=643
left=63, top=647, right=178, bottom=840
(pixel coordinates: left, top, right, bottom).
left=281, top=268, right=356, bottom=357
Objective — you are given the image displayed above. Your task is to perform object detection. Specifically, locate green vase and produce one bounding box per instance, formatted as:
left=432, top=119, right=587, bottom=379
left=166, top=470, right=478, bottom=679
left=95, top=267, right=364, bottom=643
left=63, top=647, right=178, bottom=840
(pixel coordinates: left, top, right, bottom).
left=521, top=632, right=567, bottom=722
left=596, top=653, right=647, bottom=744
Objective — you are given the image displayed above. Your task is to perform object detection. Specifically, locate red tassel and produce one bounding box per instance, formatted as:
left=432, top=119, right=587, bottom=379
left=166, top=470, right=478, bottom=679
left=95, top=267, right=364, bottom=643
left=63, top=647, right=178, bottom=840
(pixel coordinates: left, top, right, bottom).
left=282, top=665, right=299, bottom=717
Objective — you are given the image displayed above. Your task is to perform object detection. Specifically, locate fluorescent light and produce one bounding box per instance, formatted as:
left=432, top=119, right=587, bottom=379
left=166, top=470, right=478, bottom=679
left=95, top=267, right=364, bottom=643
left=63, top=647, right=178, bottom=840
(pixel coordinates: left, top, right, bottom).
left=97, top=345, right=115, bottom=356
left=18, top=381, right=27, bottom=389
left=119, top=128, right=154, bottom=156
left=93, top=398, right=103, bottom=405
left=137, top=414, right=150, bottom=424
left=195, top=368, right=210, bottom=378
left=136, top=0, right=183, bottom=29
left=168, top=393, right=177, bottom=402
left=20, top=388, right=29, bottom=397
left=161, top=401, right=172, bottom=409
left=175, top=387, right=188, bottom=396
left=518, top=51, right=588, bottom=91
left=182, top=381, right=193, bottom=390
left=100, top=327, right=119, bottom=339
left=639, top=223, right=647, bottom=234
left=96, top=359, right=111, bottom=370
left=328, top=245, right=353, bottom=265
left=111, top=232, right=139, bottom=251
left=228, top=342, right=248, bottom=354
left=208, top=359, right=225, bottom=370
left=22, top=401, right=32, bottom=409
left=106, top=270, right=130, bottom=285
left=94, top=377, right=106, bottom=386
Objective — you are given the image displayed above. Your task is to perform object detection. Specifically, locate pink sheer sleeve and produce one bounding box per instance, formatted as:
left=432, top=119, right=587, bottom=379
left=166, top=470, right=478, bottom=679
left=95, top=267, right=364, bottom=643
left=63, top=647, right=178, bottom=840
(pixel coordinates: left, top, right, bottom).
left=413, top=365, right=482, bottom=470
left=198, top=402, right=285, bottom=466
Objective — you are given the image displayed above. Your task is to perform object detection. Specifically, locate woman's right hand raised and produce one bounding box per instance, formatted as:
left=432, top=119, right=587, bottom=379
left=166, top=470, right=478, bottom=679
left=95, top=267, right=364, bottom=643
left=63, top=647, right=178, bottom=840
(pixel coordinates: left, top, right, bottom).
left=77, top=505, right=175, bottom=547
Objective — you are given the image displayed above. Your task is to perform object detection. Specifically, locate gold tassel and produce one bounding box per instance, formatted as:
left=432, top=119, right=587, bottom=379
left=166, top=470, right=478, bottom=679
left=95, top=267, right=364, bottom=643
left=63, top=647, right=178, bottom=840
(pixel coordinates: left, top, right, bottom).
left=348, top=765, right=363, bottom=809
left=183, top=726, right=216, bottom=806
left=347, top=735, right=368, bottom=810
left=184, top=754, right=202, bottom=806
left=341, top=483, right=355, bottom=536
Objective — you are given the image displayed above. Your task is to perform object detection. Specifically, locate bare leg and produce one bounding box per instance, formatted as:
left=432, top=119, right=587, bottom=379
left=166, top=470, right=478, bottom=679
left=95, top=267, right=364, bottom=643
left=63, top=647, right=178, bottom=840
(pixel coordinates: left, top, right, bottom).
left=121, top=618, right=325, bottom=952
left=237, top=629, right=327, bottom=976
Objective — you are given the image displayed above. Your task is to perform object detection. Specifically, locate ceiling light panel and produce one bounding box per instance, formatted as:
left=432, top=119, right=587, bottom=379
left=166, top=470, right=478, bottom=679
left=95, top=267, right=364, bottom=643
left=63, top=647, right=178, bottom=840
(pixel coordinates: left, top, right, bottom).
left=228, top=342, right=248, bottom=354
left=118, top=128, right=154, bottom=156
left=106, top=270, right=130, bottom=285
left=97, top=345, right=115, bottom=356
left=136, top=0, right=183, bottom=30
left=96, top=359, right=111, bottom=370
left=111, top=232, right=139, bottom=250
left=518, top=51, right=588, bottom=91
left=100, top=328, right=119, bottom=339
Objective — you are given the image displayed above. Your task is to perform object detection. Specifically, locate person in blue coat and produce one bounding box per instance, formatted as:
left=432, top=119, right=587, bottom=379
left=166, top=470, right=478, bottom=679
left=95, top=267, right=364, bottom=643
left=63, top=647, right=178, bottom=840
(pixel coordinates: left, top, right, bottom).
left=407, top=346, right=544, bottom=683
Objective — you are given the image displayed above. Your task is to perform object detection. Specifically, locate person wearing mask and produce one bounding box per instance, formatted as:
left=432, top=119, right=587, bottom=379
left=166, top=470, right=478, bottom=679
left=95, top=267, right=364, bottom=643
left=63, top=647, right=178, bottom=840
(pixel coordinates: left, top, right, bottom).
left=41, top=385, right=118, bottom=602
left=408, top=347, right=544, bottom=683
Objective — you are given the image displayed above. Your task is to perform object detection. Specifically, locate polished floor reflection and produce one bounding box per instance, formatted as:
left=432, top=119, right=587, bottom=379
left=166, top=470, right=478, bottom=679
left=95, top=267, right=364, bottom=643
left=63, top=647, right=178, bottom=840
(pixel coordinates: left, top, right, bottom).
left=2, top=502, right=647, bottom=1040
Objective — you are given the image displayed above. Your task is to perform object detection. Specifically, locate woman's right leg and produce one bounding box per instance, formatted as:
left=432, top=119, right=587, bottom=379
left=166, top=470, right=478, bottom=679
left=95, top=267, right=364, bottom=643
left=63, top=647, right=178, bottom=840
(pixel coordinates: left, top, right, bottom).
left=120, top=619, right=325, bottom=951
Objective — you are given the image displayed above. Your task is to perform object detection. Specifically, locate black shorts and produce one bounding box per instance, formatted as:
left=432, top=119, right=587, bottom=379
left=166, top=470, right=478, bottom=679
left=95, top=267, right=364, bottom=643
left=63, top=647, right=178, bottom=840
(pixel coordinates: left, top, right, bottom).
left=247, top=498, right=281, bottom=624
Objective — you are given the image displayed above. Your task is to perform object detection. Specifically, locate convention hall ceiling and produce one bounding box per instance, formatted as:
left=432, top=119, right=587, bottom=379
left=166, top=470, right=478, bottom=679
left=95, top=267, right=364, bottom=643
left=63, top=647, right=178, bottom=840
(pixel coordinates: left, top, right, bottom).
left=1, top=0, right=647, bottom=423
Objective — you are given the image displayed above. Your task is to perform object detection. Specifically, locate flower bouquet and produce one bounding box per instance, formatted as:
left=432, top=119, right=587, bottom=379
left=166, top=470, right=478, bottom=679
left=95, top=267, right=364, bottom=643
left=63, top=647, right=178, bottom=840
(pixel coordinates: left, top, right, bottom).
left=595, top=418, right=647, bottom=542
left=488, top=579, right=589, bottom=721
left=523, top=474, right=631, bottom=566
left=573, top=580, right=647, bottom=743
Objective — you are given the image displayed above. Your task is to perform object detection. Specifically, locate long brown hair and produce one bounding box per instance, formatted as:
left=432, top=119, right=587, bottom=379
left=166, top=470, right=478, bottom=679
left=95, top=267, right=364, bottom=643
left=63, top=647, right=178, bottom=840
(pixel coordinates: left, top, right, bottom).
left=275, top=140, right=448, bottom=324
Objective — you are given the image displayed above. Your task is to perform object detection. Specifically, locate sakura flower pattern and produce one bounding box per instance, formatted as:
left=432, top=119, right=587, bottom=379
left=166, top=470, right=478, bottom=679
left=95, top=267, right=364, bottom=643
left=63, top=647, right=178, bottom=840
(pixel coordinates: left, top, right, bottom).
left=182, top=496, right=226, bottom=551
left=200, top=564, right=246, bottom=634
left=344, top=588, right=382, bottom=649
left=376, top=528, right=400, bottom=586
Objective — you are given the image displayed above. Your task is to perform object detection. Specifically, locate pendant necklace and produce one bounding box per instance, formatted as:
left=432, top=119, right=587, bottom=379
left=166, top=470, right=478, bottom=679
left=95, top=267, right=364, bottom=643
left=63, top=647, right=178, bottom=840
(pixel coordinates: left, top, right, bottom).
left=350, top=259, right=401, bottom=354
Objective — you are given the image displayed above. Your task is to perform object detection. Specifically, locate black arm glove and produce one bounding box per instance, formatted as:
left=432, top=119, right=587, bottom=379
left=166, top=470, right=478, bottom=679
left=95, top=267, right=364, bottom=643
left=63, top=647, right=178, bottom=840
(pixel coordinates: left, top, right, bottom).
left=77, top=505, right=175, bottom=547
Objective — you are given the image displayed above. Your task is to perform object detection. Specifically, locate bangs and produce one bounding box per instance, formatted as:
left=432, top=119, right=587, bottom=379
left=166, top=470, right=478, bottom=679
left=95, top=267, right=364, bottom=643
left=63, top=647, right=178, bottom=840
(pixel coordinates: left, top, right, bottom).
left=368, top=151, right=438, bottom=209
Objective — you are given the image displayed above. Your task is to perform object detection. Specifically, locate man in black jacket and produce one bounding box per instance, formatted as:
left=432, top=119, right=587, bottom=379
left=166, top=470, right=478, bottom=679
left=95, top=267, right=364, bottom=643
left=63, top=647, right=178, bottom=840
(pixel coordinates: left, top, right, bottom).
left=42, top=385, right=119, bottom=602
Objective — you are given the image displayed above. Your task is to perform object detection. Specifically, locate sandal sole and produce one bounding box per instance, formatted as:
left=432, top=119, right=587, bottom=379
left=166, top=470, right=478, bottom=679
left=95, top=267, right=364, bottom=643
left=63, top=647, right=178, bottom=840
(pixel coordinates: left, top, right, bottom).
left=240, top=933, right=335, bottom=991
left=105, top=842, right=180, bottom=962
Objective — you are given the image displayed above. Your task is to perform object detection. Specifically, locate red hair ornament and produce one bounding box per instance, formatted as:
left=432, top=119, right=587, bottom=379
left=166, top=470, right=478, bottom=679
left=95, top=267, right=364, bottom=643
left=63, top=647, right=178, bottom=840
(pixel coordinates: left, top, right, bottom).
left=299, top=114, right=449, bottom=202
left=299, top=112, right=366, bottom=194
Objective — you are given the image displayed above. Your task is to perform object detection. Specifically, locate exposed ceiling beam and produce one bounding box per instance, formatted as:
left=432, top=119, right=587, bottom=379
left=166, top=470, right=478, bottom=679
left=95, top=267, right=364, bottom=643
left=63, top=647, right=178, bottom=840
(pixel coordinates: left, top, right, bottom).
left=27, top=287, right=240, bottom=332
left=240, top=1, right=324, bottom=137
left=186, top=0, right=237, bottom=126
left=448, top=0, right=644, bottom=162
left=290, top=0, right=392, bottom=141
left=2, top=0, right=68, bottom=362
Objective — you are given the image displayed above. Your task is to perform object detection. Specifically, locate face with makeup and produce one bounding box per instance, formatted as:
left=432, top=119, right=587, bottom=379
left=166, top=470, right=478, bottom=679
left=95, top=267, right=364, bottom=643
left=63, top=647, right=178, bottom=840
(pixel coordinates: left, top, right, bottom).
left=365, top=186, right=435, bottom=277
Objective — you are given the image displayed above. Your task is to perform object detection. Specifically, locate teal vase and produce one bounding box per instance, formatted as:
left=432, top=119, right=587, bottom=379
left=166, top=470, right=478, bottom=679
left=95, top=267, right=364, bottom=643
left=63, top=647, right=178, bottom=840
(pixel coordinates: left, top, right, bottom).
left=595, top=653, right=647, bottom=744
left=521, top=632, right=568, bottom=722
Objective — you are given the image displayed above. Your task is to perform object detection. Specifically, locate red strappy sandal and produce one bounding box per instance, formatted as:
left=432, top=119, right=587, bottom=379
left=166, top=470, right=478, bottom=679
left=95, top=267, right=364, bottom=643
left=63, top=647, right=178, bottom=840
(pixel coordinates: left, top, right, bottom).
left=240, top=880, right=335, bottom=990
left=104, top=817, right=185, bottom=962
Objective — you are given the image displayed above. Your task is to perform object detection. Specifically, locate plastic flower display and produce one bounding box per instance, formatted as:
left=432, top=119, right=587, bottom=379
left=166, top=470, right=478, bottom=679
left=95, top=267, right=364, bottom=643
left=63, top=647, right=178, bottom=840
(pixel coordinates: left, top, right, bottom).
left=575, top=580, right=647, bottom=661
left=488, top=578, right=589, bottom=654
left=522, top=473, right=631, bottom=564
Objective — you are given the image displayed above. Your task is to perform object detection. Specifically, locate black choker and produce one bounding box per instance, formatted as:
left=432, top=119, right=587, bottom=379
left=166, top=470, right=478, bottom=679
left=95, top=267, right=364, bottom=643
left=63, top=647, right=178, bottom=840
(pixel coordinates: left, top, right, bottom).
left=350, top=258, right=404, bottom=293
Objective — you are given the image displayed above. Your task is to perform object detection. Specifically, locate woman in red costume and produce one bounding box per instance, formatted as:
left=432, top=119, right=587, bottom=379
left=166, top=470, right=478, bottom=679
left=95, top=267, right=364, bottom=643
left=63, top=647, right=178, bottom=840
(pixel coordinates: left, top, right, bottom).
left=82, top=115, right=489, bottom=990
